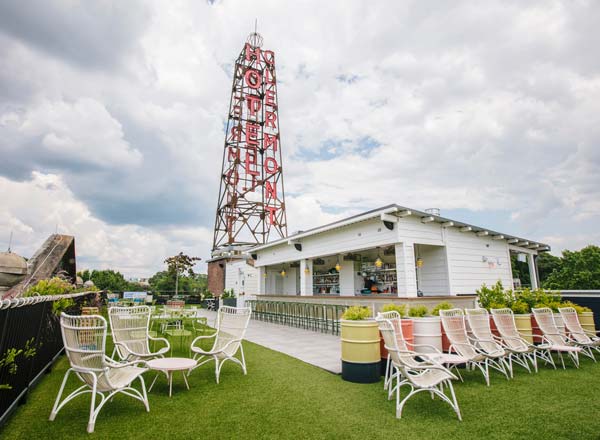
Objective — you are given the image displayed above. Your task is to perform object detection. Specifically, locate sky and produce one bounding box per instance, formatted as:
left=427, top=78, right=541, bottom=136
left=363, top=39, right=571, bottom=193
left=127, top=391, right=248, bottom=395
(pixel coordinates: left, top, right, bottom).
left=1, top=0, right=599, bottom=277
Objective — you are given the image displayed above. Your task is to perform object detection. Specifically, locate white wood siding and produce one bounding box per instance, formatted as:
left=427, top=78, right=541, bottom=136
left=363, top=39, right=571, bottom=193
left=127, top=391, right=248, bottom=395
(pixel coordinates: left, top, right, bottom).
left=225, top=261, right=259, bottom=296
left=445, top=228, right=512, bottom=294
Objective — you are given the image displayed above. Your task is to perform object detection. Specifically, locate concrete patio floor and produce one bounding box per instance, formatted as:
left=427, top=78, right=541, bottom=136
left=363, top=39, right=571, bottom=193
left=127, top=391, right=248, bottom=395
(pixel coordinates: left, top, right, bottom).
left=198, top=309, right=342, bottom=374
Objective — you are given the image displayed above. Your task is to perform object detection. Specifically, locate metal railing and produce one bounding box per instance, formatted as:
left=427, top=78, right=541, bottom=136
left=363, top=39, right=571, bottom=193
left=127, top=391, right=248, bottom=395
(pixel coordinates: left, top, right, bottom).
left=0, top=291, right=98, bottom=427
left=246, top=300, right=349, bottom=335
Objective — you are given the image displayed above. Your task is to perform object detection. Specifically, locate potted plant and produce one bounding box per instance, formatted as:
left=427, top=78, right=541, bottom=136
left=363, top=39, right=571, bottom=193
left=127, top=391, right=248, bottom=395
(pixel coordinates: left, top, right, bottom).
left=378, top=304, right=413, bottom=364
left=221, top=289, right=237, bottom=307
left=409, top=305, right=445, bottom=352
left=340, top=306, right=380, bottom=383
left=510, top=299, right=534, bottom=344
left=431, top=301, right=454, bottom=351
left=562, top=301, right=595, bottom=334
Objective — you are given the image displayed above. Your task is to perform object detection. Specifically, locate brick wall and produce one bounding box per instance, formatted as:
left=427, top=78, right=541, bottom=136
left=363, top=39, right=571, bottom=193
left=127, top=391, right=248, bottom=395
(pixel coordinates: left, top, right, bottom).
left=207, top=260, right=226, bottom=296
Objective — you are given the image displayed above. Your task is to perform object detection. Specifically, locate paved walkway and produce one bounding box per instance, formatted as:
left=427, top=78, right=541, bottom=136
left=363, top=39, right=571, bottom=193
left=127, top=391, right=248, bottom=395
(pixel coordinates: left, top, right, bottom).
left=198, top=309, right=342, bottom=374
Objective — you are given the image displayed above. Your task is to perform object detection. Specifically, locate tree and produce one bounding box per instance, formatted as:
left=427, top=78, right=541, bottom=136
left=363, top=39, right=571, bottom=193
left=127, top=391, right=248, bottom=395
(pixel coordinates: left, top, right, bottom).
left=537, top=252, right=562, bottom=284
left=543, top=245, right=600, bottom=290
left=89, top=269, right=130, bottom=292
left=163, top=252, right=201, bottom=295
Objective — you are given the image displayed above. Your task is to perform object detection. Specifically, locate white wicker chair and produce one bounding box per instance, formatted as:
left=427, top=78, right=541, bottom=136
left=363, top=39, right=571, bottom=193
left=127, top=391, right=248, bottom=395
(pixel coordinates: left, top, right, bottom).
left=465, top=308, right=515, bottom=377
left=189, top=306, right=251, bottom=383
left=377, top=317, right=462, bottom=420
left=532, top=307, right=582, bottom=368
left=558, top=307, right=600, bottom=361
left=376, top=311, right=467, bottom=395
left=440, top=309, right=509, bottom=386
left=50, top=313, right=149, bottom=433
left=490, top=307, right=555, bottom=371
left=109, top=306, right=170, bottom=361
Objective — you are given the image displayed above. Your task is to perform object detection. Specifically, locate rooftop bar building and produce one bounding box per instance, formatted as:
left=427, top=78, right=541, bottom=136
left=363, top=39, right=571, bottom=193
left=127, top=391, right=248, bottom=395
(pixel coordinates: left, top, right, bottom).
left=230, top=204, right=549, bottom=302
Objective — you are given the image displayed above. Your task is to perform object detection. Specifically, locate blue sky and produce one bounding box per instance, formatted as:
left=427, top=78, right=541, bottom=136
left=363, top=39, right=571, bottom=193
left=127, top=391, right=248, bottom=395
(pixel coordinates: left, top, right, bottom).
left=1, top=0, right=599, bottom=276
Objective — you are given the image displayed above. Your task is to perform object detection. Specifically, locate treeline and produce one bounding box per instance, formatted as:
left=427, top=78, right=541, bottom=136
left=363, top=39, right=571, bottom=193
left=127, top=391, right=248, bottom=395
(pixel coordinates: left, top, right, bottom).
left=78, top=269, right=208, bottom=294
left=512, top=245, right=600, bottom=290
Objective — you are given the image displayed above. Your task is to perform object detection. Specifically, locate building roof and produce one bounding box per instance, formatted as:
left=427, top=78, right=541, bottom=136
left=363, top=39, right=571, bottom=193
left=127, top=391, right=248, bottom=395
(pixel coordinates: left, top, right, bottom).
left=249, top=204, right=550, bottom=253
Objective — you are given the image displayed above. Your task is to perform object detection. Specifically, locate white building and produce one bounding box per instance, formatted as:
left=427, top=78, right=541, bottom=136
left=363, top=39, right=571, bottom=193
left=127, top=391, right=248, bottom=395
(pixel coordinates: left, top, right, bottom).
left=227, top=204, right=548, bottom=299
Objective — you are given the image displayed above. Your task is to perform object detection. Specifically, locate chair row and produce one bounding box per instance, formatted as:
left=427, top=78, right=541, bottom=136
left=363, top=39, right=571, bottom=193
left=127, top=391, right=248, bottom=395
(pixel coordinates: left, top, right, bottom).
left=377, top=306, right=600, bottom=421
left=246, top=300, right=348, bottom=335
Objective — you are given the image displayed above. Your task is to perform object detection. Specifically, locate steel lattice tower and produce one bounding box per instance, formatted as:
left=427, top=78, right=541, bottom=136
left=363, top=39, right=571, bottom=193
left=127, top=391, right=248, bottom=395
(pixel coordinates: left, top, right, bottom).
left=212, top=32, right=288, bottom=252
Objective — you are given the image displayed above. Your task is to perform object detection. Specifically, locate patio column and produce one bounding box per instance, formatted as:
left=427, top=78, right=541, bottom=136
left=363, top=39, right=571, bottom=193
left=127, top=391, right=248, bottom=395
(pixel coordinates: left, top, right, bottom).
left=257, top=266, right=266, bottom=295
left=395, top=242, right=418, bottom=297
left=528, top=253, right=539, bottom=289
left=299, top=259, right=313, bottom=296
left=339, top=259, right=355, bottom=296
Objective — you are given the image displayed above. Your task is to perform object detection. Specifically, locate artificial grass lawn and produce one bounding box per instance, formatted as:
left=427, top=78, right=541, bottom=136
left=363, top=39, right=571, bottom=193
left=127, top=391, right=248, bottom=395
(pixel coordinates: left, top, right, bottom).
left=2, top=331, right=600, bottom=440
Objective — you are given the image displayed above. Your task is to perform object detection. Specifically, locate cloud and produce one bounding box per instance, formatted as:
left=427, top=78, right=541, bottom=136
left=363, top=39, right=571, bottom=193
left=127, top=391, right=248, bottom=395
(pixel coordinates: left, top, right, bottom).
left=0, top=0, right=599, bottom=276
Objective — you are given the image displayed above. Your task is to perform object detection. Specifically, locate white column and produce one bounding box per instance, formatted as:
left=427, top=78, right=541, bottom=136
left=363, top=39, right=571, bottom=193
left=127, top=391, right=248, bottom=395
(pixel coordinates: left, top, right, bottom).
left=257, top=266, right=266, bottom=295
left=299, top=259, right=313, bottom=296
left=395, top=242, right=418, bottom=297
left=528, top=253, right=539, bottom=289
left=339, top=259, right=355, bottom=296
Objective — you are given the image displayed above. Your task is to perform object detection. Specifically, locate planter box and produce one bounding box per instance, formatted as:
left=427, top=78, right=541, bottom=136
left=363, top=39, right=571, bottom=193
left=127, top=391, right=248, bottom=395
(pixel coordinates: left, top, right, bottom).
left=412, top=317, right=443, bottom=353
left=379, top=319, right=414, bottom=359
left=514, top=314, right=533, bottom=344
left=580, top=312, right=596, bottom=334
left=341, top=319, right=380, bottom=383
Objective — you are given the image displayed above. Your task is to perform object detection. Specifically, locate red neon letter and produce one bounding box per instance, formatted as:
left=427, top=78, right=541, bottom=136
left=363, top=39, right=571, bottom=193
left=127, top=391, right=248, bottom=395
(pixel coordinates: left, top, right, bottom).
left=265, top=111, right=277, bottom=129
left=245, top=150, right=260, bottom=176
left=264, top=133, right=278, bottom=152
left=226, top=169, right=239, bottom=185
left=246, top=121, right=260, bottom=148
left=264, top=157, right=278, bottom=174
left=246, top=95, right=262, bottom=117
left=265, top=206, right=278, bottom=225
left=228, top=147, right=240, bottom=162
left=244, top=68, right=262, bottom=90
left=265, top=181, right=277, bottom=199
left=265, top=90, right=276, bottom=107
left=263, top=50, right=275, bottom=66
left=230, top=125, right=241, bottom=142
left=245, top=43, right=261, bottom=62
left=265, top=69, right=275, bottom=85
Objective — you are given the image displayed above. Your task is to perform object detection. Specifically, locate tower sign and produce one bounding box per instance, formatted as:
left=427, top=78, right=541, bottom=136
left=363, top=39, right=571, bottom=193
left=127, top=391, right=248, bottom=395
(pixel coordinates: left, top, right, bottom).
left=212, top=32, right=288, bottom=252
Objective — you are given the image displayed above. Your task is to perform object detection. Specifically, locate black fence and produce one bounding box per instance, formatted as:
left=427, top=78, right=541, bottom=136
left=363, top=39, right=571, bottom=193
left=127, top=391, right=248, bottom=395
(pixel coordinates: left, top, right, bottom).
left=0, top=291, right=98, bottom=427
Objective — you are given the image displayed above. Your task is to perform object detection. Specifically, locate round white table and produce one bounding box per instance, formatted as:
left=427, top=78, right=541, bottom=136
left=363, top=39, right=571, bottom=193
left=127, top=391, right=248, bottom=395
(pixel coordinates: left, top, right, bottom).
left=147, top=357, right=197, bottom=397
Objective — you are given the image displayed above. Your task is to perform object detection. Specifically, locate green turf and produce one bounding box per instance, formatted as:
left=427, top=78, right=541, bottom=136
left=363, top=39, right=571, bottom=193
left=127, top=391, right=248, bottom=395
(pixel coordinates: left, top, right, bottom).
left=1, top=329, right=600, bottom=439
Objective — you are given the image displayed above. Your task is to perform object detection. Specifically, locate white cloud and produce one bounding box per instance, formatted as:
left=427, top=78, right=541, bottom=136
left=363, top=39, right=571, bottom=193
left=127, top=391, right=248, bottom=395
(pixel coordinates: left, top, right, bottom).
left=0, top=0, right=599, bottom=276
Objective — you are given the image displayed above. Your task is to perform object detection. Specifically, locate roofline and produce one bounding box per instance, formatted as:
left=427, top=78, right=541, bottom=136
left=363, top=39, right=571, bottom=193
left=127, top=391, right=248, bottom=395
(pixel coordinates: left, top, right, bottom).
left=249, top=203, right=551, bottom=253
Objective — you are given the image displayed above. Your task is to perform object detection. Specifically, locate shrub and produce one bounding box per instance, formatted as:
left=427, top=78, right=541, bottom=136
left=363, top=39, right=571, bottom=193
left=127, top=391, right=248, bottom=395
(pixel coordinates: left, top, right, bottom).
left=221, top=289, right=236, bottom=299
left=342, top=306, right=372, bottom=320
left=381, top=303, right=406, bottom=317
left=510, top=300, right=530, bottom=314
left=25, top=277, right=74, bottom=297
left=476, top=281, right=506, bottom=310
left=408, top=305, right=429, bottom=318
left=561, top=301, right=592, bottom=314
left=431, top=301, right=453, bottom=317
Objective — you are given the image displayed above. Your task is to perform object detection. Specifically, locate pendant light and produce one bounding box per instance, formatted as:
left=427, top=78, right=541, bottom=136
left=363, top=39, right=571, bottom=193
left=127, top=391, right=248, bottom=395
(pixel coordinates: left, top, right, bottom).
left=416, top=257, right=424, bottom=268
left=280, top=267, right=286, bottom=277
left=335, top=256, right=341, bottom=272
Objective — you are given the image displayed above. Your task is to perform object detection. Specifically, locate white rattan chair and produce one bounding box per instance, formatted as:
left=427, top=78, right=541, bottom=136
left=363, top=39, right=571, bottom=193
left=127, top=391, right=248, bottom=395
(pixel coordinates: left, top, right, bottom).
left=490, top=308, right=555, bottom=371
left=50, top=313, right=149, bottom=433
left=376, top=311, right=467, bottom=394
left=558, top=307, right=600, bottom=361
left=465, top=308, right=515, bottom=377
left=440, top=309, right=509, bottom=386
left=377, top=317, right=462, bottom=420
left=109, top=306, right=170, bottom=361
left=189, top=306, right=251, bottom=383
left=532, top=307, right=582, bottom=368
